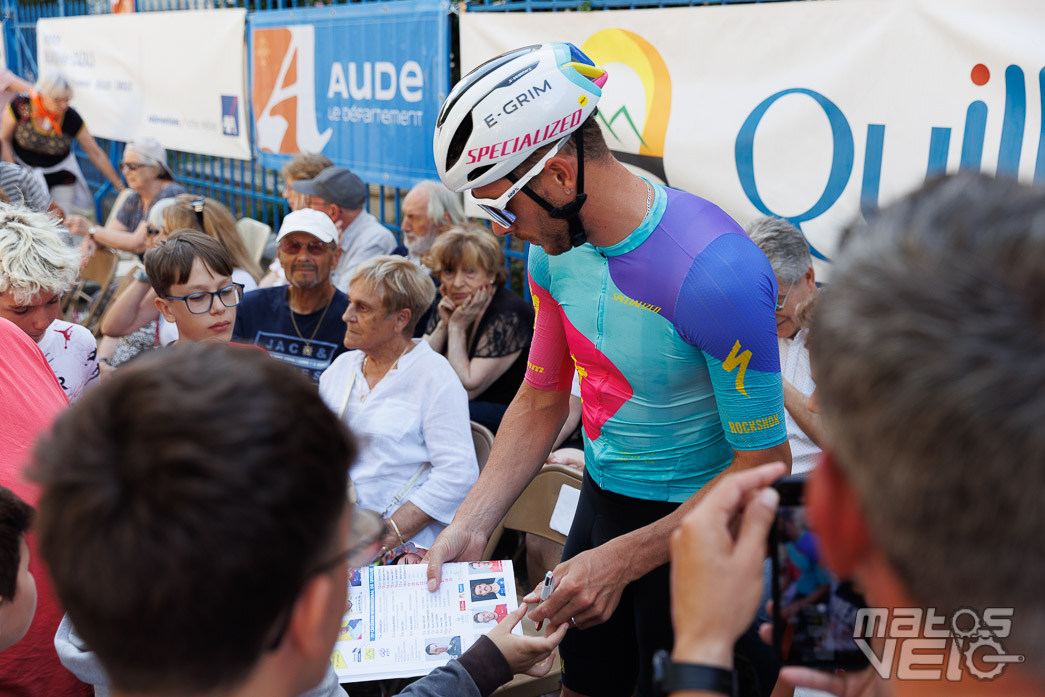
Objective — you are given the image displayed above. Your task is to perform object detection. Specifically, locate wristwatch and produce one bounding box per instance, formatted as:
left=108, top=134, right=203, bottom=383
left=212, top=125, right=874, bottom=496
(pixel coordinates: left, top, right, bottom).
left=652, top=650, right=735, bottom=696
left=88, top=225, right=99, bottom=236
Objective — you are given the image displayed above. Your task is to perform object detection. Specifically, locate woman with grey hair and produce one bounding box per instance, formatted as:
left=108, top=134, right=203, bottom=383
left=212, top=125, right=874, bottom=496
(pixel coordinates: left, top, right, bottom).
left=0, top=72, right=124, bottom=217
left=0, top=203, right=99, bottom=400
left=66, top=137, right=184, bottom=256
left=319, top=255, right=478, bottom=553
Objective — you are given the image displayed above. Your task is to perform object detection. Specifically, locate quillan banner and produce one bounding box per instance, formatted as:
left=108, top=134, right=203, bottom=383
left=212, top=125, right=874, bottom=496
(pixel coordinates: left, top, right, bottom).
left=37, top=10, right=250, bottom=160
left=461, top=0, right=1045, bottom=265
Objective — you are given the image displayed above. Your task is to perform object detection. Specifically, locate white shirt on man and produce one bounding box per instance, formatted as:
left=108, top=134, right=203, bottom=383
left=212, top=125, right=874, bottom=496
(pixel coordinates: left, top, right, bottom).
left=329, top=210, right=397, bottom=293
left=779, top=328, right=819, bottom=474
left=318, top=339, right=478, bottom=549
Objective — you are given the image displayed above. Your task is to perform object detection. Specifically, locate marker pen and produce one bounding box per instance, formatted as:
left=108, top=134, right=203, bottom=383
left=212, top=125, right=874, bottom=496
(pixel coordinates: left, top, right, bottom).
left=534, top=571, right=555, bottom=631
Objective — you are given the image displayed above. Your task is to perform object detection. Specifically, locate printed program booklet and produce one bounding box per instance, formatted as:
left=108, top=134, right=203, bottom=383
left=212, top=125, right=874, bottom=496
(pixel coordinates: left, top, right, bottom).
left=333, top=560, right=520, bottom=683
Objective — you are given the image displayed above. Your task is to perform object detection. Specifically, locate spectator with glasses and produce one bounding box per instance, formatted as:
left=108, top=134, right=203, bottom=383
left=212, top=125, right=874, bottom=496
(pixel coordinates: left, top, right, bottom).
left=143, top=230, right=251, bottom=345
left=66, top=137, right=184, bottom=256
left=100, top=196, right=261, bottom=370
left=746, top=216, right=822, bottom=474
left=233, top=209, right=350, bottom=382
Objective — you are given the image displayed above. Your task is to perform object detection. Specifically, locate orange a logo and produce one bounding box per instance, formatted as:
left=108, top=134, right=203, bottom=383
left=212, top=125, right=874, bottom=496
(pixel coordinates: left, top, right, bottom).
left=252, top=26, right=332, bottom=155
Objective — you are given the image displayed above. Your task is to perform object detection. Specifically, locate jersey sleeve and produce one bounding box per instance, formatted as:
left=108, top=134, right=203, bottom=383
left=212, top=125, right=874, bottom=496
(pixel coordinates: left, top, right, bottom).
left=675, top=232, right=786, bottom=451
left=523, top=248, right=574, bottom=391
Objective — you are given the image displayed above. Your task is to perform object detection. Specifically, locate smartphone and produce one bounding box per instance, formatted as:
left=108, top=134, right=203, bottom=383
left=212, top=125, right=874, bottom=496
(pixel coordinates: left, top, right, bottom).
left=770, top=475, right=868, bottom=670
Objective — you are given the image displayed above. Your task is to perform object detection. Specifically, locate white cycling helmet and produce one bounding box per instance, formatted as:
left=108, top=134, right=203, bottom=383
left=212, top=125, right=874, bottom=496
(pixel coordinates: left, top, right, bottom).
left=434, top=43, right=608, bottom=193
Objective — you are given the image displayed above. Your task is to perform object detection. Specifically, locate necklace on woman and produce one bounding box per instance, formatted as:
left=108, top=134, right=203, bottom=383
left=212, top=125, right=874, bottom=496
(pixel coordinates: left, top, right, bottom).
left=289, top=292, right=334, bottom=357
left=360, top=342, right=415, bottom=402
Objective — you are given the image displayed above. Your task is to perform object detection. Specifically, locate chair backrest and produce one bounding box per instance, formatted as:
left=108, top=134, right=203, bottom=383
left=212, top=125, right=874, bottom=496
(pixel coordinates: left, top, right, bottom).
left=236, top=217, right=272, bottom=265
left=78, top=248, right=119, bottom=287
left=484, top=465, right=578, bottom=697
left=481, top=464, right=582, bottom=560
left=470, top=421, right=495, bottom=473
left=61, top=249, right=119, bottom=324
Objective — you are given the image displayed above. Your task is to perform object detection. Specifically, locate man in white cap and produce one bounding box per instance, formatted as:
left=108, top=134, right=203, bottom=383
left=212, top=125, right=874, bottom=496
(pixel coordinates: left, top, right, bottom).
left=232, top=209, right=349, bottom=382
left=293, top=166, right=396, bottom=292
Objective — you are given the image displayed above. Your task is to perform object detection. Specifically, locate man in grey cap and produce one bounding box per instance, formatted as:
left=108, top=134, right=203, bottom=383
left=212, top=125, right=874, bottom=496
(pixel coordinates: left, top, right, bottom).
left=232, top=209, right=349, bottom=383
left=293, top=166, right=396, bottom=293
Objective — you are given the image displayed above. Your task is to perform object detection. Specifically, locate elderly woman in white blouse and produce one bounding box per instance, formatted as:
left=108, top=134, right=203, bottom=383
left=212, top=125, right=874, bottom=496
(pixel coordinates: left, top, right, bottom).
left=319, top=255, right=478, bottom=553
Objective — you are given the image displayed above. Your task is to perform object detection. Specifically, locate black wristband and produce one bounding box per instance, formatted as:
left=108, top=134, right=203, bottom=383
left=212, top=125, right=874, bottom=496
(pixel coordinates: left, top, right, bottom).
left=653, top=649, right=734, bottom=696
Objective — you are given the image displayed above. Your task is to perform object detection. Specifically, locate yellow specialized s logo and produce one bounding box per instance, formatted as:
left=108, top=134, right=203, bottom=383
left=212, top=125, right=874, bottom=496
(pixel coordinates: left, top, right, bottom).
left=722, top=340, right=751, bottom=397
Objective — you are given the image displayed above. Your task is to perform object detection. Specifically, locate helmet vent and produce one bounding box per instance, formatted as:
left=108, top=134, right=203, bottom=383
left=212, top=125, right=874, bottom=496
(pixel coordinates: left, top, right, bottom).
left=467, top=165, right=493, bottom=183
left=445, top=112, right=474, bottom=173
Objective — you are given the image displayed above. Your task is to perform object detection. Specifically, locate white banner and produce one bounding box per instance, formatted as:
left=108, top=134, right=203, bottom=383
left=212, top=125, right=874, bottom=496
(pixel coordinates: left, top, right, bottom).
left=38, top=10, right=250, bottom=160
left=461, top=0, right=1045, bottom=266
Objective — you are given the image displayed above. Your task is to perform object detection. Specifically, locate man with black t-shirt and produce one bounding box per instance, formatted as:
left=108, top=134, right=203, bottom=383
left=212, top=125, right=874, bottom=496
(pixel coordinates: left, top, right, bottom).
left=233, top=209, right=349, bottom=382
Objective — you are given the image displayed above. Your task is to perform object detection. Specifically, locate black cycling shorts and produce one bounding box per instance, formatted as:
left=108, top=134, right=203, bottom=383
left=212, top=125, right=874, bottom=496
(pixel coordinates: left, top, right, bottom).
left=558, top=471, right=679, bottom=697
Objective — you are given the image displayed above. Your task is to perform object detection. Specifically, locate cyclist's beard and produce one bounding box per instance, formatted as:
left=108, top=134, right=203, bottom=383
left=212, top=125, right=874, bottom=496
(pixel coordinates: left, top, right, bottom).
left=534, top=214, right=574, bottom=256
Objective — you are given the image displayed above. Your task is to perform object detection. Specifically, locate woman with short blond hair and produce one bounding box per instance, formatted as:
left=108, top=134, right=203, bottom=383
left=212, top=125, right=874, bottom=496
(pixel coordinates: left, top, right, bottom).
left=319, top=255, right=478, bottom=552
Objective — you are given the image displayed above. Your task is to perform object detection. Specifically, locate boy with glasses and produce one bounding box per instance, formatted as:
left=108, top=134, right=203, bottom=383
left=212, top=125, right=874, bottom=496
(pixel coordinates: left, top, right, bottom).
left=144, top=230, right=245, bottom=345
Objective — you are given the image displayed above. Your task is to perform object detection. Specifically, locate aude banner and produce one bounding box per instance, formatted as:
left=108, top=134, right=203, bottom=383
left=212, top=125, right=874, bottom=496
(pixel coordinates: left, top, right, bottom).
left=461, top=0, right=1045, bottom=265
left=250, top=0, right=449, bottom=188
left=37, top=10, right=250, bottom=160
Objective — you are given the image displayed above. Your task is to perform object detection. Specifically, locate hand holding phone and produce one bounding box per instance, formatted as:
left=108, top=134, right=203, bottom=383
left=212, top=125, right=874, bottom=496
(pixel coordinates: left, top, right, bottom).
left=668, top=463, right=786, bottom=665
left=770, top=475, right=868, bottom=670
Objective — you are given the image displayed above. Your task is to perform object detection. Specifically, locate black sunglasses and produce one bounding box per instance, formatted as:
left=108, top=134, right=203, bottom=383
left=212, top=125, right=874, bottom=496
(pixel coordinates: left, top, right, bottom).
left=190, top=197, right=206, bottom=228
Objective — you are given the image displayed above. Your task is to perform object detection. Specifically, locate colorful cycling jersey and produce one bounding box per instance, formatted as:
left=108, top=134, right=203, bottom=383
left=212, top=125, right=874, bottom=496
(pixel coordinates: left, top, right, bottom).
left=525, top=183, right=786, bottom=502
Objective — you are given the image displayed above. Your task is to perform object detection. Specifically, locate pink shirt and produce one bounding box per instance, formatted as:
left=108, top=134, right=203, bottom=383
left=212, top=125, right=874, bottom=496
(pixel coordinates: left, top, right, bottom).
left=0, top=318, right=91, bottom=696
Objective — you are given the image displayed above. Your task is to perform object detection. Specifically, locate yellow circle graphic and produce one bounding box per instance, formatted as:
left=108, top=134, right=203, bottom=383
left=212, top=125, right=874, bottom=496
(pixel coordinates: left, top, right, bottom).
left=579, top=95, right=588, bottom=106
left=582, top=29, right=672, bottom=159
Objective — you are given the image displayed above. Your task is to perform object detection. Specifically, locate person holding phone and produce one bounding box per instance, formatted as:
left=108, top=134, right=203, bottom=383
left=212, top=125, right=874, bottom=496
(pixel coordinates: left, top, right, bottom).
left=664, top=173, right=1045, bottom=697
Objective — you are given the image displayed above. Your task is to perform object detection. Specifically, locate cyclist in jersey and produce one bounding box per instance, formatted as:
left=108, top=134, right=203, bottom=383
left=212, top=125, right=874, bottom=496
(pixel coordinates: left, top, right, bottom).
left=425, top=43, right=791, bottom=697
